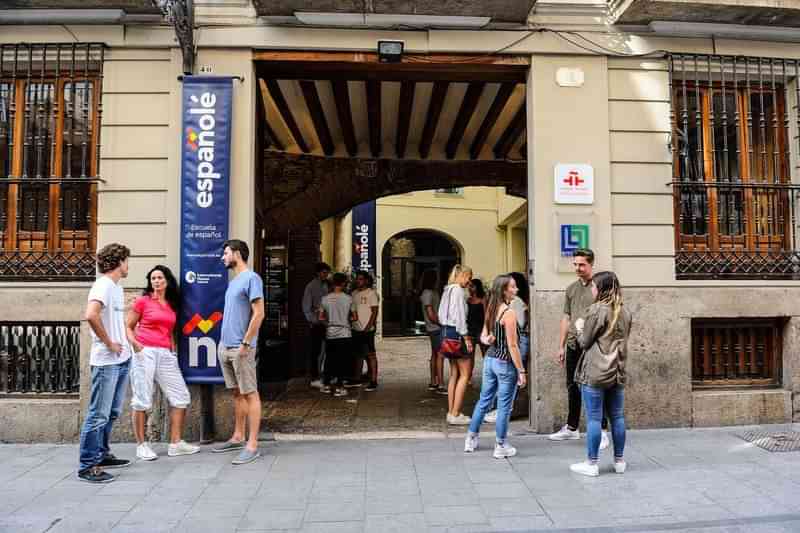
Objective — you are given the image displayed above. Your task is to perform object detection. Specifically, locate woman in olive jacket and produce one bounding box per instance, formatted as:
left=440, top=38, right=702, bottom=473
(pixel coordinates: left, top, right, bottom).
left=570, top=271, right=632, bottom=477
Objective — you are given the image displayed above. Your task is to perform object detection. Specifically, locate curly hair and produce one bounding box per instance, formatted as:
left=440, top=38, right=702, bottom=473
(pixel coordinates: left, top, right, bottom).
left=96, top=243, right=131, bottom=274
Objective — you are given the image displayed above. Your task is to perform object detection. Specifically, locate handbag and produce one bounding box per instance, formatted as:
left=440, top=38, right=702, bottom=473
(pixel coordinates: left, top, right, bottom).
left=576, top=338, right=622, bottom=389
left=439, top=334, right=467, bottom=359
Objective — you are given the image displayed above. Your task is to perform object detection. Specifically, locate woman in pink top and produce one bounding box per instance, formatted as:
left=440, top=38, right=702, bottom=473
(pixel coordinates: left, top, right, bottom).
left=126, top=265, right=199, bottom=461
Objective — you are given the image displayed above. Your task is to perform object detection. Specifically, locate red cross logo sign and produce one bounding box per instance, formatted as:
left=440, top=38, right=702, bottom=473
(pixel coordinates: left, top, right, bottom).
left=563, top=170, right=584, bottom=188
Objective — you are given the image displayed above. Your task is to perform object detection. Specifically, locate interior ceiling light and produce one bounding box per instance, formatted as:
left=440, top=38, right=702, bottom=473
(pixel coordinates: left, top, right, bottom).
left=649, top=21, right=800, bottom=43
left=294, top=12, right=490, bottom=29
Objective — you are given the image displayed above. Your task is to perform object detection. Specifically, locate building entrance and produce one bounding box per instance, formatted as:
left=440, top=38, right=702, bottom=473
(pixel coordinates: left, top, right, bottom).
left=251, top=51, right=531, bottom=433
left=382, top=230, right=461, bottom=337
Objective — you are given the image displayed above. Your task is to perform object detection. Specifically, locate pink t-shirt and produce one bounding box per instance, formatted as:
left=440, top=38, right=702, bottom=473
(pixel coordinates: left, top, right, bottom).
left=133, top=296, right=177, bottom=349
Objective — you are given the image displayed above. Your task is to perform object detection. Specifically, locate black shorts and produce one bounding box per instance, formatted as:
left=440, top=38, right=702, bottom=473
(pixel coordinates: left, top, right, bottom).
left=352, top=330, right=376, bottom=356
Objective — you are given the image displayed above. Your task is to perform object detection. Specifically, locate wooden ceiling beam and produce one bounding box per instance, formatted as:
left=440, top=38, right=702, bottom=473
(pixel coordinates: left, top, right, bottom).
left=445, top=81, right=485, bottom=160
left=493, top=105, right=526, bottom=160
left=264, top=78, right=309, bottom=153
left=257, top=78, right=285, bottom=151
left=419, top=81, right=449, bottom=159
left=470, top=82, right=515, bottom=160
left=299, top=80, right=335, bottom=156
left=395, top=81, right=415, bottom=158
left=366, top=80, right=382, bottom=158
left=331, top=80, right=358, bottom=157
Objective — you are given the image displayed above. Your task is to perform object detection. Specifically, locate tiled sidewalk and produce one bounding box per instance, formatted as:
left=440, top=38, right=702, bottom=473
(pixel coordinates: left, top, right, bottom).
left=2, top=425, right=800, bottom=532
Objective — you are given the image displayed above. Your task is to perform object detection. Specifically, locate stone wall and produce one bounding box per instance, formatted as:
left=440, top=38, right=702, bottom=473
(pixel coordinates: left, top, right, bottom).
left=531, top=286, right=799, bottom=432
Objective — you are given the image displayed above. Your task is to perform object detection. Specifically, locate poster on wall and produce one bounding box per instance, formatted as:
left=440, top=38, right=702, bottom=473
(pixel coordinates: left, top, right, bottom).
left=178, top=76, right=234, bottom=384
left=554, top=163, right=594, bottom=204
left=352, top=201, right=377, bottom=274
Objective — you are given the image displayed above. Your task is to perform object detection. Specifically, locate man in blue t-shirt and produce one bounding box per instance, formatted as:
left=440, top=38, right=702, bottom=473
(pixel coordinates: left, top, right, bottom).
left=212, top=239, right=265, bottom=465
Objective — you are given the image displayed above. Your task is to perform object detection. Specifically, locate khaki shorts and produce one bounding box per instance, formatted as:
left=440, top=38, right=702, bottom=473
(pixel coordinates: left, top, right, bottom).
left=219, top=346, right=258, bottom=395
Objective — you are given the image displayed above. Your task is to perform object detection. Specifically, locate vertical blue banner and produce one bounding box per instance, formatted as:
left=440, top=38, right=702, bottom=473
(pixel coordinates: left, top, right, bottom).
left=178, top=76, right=233, bottom=384
left=352, top=201, right=377, bottom=274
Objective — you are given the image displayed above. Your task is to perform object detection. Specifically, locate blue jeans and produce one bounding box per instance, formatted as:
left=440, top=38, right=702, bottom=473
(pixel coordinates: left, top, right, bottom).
left=491, top=333, right=528, bottom=411
left=581, top=384, right=625, bottom=462
left=78, top=360, right=130, bottom=471
left=468, top=357, right=518, bottom=444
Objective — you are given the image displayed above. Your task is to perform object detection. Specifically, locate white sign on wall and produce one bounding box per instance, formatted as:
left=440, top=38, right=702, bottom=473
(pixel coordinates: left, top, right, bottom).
left=554, top=164, right=594, bottom=205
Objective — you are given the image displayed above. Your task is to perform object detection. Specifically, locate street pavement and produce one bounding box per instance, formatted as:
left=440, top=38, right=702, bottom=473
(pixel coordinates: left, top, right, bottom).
left=2, top=424, right=800, bottom=533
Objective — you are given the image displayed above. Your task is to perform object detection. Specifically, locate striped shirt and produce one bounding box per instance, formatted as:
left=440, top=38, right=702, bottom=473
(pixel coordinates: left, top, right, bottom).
left=487, top=307, right=517, bottom=362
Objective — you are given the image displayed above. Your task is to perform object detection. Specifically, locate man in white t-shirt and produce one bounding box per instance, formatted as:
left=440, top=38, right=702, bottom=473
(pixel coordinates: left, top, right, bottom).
left=77, top=243, right=133, bottom=484
left=351, top=271, right=380, bottom=391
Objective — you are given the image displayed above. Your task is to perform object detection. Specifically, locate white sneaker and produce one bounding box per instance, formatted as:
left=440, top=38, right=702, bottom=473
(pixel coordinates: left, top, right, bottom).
left=484, top=410, right=498, bottom=423
left=600, top=431, right=610, bottom=451
left=168, top=440, right=200, bottom=457
left=613, top=460, right=627, bottom=474
left=320, top=385, right=332, bottom=394
left=549, top=425, right=580, bottom=441
left=464, top=434, right=479, bottom=453
left=570, top=461, right=599, bottom=477
left=493, top=442, right=517, bottom=459
left=333, top=388, right=348, bottom=397
left=309, top=379, right=322, bottom=389
left=136, top=442, right=158, bottom=461
left=448, top=414, right=471, bottom=426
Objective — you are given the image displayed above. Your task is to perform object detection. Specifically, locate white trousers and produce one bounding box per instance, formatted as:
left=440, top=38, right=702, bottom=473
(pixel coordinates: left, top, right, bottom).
left=130, top=347, right=191, bottom=411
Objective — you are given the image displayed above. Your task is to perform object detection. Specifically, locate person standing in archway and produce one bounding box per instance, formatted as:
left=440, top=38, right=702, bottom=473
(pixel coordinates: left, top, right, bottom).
left=303, top=262, right=330, bottom=389
left=420, top=270, right=445, bottom=395
left=439, top=264, right=474, bottom=425
left=352, top=270, right=380, bottom=391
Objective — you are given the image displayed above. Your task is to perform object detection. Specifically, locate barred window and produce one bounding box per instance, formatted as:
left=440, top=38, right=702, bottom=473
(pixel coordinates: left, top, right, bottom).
left=669, top=55, right=800, bottom=279
left=0, top=43, right=104, bottom=281
left=692, top=318, right=783, bottom=389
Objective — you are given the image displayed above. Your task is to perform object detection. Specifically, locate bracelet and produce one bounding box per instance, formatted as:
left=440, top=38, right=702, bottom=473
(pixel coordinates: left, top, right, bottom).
left=518, top=369, right=527, bottom=374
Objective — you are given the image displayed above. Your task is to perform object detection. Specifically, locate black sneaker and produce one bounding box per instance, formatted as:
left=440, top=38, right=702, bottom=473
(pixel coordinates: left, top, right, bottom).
left=98, top=454, right=131, bottom=469
left=365, top=382, right=378, bottom=392
left=78, top=466, right=115, bottom=484
left=428, top=383, right=438, bottom=391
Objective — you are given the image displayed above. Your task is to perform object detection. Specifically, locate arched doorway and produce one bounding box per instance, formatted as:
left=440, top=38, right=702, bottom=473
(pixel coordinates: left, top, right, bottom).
left=381, top=230, right=461, bottom=337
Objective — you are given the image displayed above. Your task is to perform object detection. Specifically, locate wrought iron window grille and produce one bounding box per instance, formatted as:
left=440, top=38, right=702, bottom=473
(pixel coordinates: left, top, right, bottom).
left=0, top=43, right=105, bottom=281
left=0, top=321, right=81, bottom=395
left=692, top=318, right=783, bottom=389
left=668, top=54, right=800, bottom=280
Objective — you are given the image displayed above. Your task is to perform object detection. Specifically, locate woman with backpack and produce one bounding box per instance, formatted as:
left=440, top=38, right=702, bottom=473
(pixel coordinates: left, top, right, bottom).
left=570, top=271, right=632, bottom=477
left=463, top=274, right=527, bottom=458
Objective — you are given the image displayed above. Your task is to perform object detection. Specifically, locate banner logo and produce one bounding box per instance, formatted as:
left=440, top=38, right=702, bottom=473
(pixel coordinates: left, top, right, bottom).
left=185, top=127, right=200, bottom=151
left=560, top=224, right=589, bottom=257
left=183, top=311, right=223, bottom=335
left=179, top=76, right=233, bottom=384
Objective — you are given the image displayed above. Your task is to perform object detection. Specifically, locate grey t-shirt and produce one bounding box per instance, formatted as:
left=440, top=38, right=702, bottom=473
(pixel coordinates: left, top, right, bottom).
left=564, top=278, right=594, bottom=349
left=221, top=270, right=264, bottom=347
left=510, top=296, right=528, bottom=334
left=321, top=292, right=353, bottom=339
left=420, top=289, right=440, bottom=333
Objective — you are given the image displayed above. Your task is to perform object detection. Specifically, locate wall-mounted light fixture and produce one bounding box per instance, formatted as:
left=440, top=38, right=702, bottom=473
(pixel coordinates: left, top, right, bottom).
left=378, top=40, right=404, bottom=63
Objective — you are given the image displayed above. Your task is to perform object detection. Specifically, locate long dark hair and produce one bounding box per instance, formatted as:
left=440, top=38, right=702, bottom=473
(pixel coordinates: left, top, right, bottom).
left=484, top=274, right=513, bottom=334
left=469, top=278, right=486, bottom=299
left=592, top=271, right=623, bottom=336
left=143, top=265, right=181, bottom=313
left=508, top=272, right=528, bottom=305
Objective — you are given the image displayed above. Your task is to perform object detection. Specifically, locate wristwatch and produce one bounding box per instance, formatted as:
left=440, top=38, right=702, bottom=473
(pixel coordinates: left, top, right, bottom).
left=241, top=341, right=251, bottom=348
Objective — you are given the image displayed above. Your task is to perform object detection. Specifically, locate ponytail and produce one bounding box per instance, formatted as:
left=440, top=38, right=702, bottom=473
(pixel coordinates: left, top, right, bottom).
left=447, top=264, right=472, bottom=285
